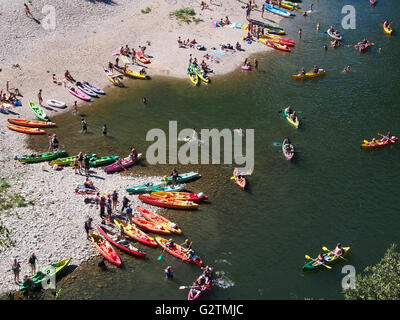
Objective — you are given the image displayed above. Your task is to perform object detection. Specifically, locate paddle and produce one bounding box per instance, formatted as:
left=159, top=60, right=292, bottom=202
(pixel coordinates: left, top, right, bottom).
left=305, top=254, right=332, bottom=269
left=322, top=246, right=347, bottom=261
left=179, top=285, right=201, bottom=290
left=377, top=132, right=392, bottom=141
left=117, top=161, right=129, bottom=173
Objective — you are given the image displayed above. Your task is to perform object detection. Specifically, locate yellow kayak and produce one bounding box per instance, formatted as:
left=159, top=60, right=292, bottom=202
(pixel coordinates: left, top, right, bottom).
left=384, top=24, right=393, bottom=35
left=110, top=62, right=147, bottom=79
left=103, top=67, right=123, bottom=86
left=292, top=69, right=326, bottom=79
left=189, top=73, right=199, bottom=86
left=285, top=112, right=299, bottom=128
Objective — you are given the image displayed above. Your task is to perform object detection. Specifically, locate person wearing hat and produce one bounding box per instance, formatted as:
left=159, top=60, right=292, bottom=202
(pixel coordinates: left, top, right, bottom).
left=166, top=239, right=175, bottom=248
left=180, top=239, right=192, bottom=250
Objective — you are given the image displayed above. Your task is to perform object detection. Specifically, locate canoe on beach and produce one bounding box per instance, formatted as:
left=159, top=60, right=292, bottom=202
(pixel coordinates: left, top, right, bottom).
left=6, top=124, right=46, bottom=135
left=97, top=224, right=146, bottom=258
left=103, top=67, right=124, bottom=87
left=137, top=206, right=182, bottom=234
left=15, top=150, right=67, bottom=163
left=65, top=84, right=92, bottom=101
left=19, top=258, right=71, bottom=291
left=264, top=4, right=295, bottom=17
left=82, top=81, right=105, bottom=95
left=109, top=62, right=147, bottom=80
left=29, top=101, right=49, bottom=122
left=50, top=153, right=97, bottom=166
left=77, top=82, right=98, bottom=97
left=104, top=153, right=142, bottom=173
left=113, top=218, right=158, bottom=247
left=8, top=118, right=56, bottom=128
left=131, top=217, right=172, bottom=235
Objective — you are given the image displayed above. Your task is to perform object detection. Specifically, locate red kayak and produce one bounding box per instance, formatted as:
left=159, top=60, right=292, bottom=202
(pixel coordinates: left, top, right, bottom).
left=264, top=33, right=295, bottom=46
left=137, top=206, right=182, bottom=234
left=358, top=42, right=372, bottom=52
left=90, top=232, right=122, bottom=267
left=66, top=85, right=91, bottom=101
left=259, top=38, right=291, bottom=52
left=155, top=236, right=203, bottom=266
left=188, top=270, right=213, bottom=300
left=137, top=52, right=150, bottom=63
left=370, top=0, right=376, bottom=6
left=138, top=194, right=199, bottom=210
left=97, top=224, right=146, bottom=258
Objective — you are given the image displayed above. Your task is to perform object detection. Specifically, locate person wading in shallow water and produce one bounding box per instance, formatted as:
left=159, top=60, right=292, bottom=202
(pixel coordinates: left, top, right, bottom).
left=81, top=118, right=87, bottom=133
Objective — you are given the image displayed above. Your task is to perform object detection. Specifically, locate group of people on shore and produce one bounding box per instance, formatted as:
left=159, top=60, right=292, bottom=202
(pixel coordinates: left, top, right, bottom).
left=11, top=253, right=38, bottom=285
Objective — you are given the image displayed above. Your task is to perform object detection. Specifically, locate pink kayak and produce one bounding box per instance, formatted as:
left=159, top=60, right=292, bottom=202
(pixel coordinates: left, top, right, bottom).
left=66, top=85, right=92, bottom=101
left=241, top=65, right=251, bottom=71
left=104, top=153, right=142, bottom=173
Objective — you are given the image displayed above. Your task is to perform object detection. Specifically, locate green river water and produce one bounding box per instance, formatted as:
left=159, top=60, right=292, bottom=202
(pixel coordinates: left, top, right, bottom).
left=27, top=0, right=400, bottom=300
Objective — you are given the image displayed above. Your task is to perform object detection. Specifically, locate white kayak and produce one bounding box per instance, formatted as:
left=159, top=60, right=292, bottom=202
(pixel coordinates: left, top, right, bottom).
left=47, top=99, right=66, bottom=108
left=82, top=81, right=105, bottom=95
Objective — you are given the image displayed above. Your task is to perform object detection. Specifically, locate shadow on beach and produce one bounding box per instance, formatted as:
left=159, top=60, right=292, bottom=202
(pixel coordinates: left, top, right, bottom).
left=83, top=0, right=118, bottom=5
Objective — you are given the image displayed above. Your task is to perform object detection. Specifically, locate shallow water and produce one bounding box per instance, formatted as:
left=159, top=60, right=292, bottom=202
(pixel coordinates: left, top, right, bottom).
left=28, top=0, right=400, bottom=299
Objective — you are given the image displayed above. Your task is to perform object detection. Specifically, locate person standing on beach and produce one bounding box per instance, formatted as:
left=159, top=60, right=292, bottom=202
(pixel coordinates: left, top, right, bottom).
left=38, top=89, right=43, bottom=106
left=83, top=154, right=90, bottom=176
left=121, top=196, right=130, bottom=214
left=72, top=101, right=78, bottom=115
left=106, top=196, right=112, bottom=221
left=261, top=1, right=265, bottom=17
left=102, top=124, right=107, bottom=136
left=52, top=134, right=59, bottom=151
left=81, top=118, right=87, bottom=133
left=24, top=3, right=33, bottom=18
left=84, top=217, right=93, bottom=239
left=112, top=189, right=118, bottom=211
left=99, top=197, right=106, bottom=219
left=115, top=56, right=119, bottom=67
left=28, top=253, right=38, bottom=275
left=12, top=259, right=21, bottom=284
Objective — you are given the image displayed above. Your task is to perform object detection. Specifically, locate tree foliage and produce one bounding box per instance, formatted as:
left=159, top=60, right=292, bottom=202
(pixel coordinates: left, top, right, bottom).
left=344, top=244, right=400, bottom=300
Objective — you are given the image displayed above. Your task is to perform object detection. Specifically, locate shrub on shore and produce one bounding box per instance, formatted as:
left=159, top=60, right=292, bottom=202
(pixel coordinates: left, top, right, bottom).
left=170, top=8, right=203, bottom=24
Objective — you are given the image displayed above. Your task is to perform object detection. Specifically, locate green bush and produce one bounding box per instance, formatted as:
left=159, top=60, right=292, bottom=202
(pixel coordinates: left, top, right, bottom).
left=170, top=8, right=199, bottom=24
left=141, top=7, right=151, bottom=14
left=344, top=244, right=400, bottom=300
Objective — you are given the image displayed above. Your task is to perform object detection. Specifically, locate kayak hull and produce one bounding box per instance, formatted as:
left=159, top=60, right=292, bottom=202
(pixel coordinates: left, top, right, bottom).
left=113, top=218, right=157, bottom=247
left=150, top=191, right=208, bottom=202
left=104, top=154, right=142, bottom=173
left=361, top=136, right=398, bottom=149
left=90, top=232, right=122, bottom=267
left=292, top=69, right=326, bottom=79
left=15, top=150, right=67, bottom=163
left=7, top=124, right=46, bottom=135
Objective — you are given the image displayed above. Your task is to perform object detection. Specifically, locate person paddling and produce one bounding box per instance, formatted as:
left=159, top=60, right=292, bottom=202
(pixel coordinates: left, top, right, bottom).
left=330, top=243, right=344, bottom=258
left=285, top=106, right=293, bottom=115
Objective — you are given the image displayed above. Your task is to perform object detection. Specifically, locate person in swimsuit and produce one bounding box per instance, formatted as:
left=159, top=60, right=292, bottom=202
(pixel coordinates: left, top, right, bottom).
left=28, top=253, right=38, bottom=275
left=83, top=154, right=90, bottom=176
left=112, top=189, right=118, bottom=211
left=81, top=118, right=87, bottom=133
left=171, top=168, right=179, bottom=186
left=51, top=134, right=59, bottom=151
left=12, top=258, right=21, bottom=283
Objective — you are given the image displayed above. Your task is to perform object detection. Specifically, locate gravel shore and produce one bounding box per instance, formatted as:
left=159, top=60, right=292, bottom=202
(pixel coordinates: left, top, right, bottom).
left=0, top=0, right=282, bottom=295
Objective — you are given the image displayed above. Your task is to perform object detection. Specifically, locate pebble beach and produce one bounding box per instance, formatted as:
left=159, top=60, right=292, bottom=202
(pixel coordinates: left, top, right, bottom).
left=0, top=0, right=282, bottom=295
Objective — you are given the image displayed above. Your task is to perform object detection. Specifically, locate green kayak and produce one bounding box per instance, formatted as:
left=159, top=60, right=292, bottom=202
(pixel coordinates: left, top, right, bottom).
left=126, top=172, right=200, bottom=193
left=302, top=247, right=351, bottom=272
left=49, top=153, right=97, bottom=166
left=89, top=155, right=120, bottom=167
left=29, top=101, right=50, bottom=122
left=15, top=150, right=67, bottom=163
left=19, top=258, right=71, bottom=291
left=127, top=184, right=185, bottom=194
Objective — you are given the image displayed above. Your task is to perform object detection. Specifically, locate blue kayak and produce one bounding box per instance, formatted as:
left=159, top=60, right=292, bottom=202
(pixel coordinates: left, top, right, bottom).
left=264, top=4, right=295, bottom=17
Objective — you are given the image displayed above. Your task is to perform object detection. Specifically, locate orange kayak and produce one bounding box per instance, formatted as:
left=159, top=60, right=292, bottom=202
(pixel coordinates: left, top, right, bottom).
left=131, top=217, right=171, bottom=235
left=137, top=206, right=182, bottom=234
left=361, top=136, right=398, bottom=149
left=138, top=194, right=199, bottom=210
left=7, top=124, right=46, bottom=135
left=8, top=118, right=56, bottom=128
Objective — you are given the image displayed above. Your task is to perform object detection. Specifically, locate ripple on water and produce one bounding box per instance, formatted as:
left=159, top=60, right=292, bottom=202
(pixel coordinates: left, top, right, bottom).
left=214, top=270, right=235, bottom=289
